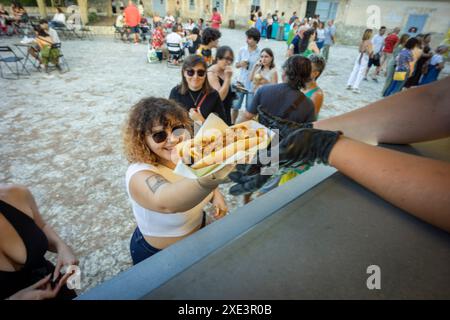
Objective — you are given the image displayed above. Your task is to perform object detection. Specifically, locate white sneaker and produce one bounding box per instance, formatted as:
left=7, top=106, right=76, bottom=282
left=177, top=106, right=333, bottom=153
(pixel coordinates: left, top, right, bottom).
left=353, top=88, right=360, bottom=94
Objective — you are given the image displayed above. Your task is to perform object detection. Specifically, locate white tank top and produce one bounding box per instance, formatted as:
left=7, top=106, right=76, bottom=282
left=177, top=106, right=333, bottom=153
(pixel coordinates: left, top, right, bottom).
left=125, top=163, right=213, bottom=237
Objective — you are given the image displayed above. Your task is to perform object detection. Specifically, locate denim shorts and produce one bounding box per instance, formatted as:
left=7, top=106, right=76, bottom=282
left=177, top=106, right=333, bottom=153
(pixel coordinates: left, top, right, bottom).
left=232, top=91, right=254, bottom=111
left=130, top=213, right=206, bottom=265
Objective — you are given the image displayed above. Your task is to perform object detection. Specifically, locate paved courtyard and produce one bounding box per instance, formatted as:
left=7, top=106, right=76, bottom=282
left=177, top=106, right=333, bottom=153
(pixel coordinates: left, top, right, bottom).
left=1, top=28, right=447, bottom=293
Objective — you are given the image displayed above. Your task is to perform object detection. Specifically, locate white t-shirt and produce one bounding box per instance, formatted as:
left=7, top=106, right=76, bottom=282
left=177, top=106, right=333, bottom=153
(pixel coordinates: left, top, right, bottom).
left=372, top=34, right=385, bottom=54
left=48, top=27, right=60, bottom=44
left=52, top=13, right=66, bottom=24
left=125, top=163, right=213, bottom=237
left=115, top=14, right=124, bottom=28
left=430, top=54, right=443, bottom=66
left=316, top=28, right=325, bottom=40
left=166, top=31, right=182, bottom=46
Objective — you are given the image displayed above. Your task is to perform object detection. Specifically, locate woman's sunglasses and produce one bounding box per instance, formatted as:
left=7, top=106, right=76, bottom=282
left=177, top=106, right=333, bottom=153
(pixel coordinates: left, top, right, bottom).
left=151, top=125, right=186, bottom=143
left=185, top=69, right=206, bottom=77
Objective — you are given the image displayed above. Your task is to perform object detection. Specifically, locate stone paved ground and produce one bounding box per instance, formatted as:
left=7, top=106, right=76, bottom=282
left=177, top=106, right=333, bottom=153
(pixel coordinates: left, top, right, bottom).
left=1, top=28, right=448, bottom=294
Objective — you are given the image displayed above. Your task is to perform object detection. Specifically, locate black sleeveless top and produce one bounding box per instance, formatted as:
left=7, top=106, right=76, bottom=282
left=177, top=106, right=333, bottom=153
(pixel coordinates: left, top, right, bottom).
left=218, top=77, right=234, bottom=125
left=0, top=200, right=76, bottom=299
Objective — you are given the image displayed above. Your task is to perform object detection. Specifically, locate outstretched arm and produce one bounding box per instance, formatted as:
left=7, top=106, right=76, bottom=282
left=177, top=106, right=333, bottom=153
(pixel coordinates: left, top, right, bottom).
left=328, top=137, right=450, bottom=233
left=314, top=77, right=450, bottom=145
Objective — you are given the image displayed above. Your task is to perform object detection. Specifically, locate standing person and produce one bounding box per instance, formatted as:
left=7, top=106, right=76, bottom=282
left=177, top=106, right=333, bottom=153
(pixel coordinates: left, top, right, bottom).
left=419, top=45, right=448, bottom=85
left=302, top=54, right=326, bottom=116
left=383, top=37, right=421, bottom=97
left=138, top=0, right=144, bottom=16
left=207, top=46, right=235, bottom=125
left=123, top=97, right=232, bottom=265
left=232, top=28, right=261, bottom=124
left=186, top=27, right=201, bottom=55
left=380, top=27, right=400, bottom=76
left=271, top=10, right=279, bottom=39
left=197, top=18, right=204, bottom=32
left=322, top=20, right=336, bottom=61
left=0, top=184, right=78, bottom=300
left=382, top=33, right=410, bottom=96
left=248, top=13, right=256, bottom=28
left=249, top=48, right=278, bottom=92
left=364, top=26, right=386, bottom=82
left=202, top=4, right=210, bottom=26
left=297, top=28, right=320, bottom=58
left=289, top=11, right=298, bottom=25
left=276, top=12, right=285, bottom=41
left=316, top=21, right=326, bottom=50
left=124, top=0, right=141, bottom=44
left=404, top=33, right=433, bottom=88
left=112, top=0, right=117, bottom=14
left=255, top=11, right=263, bottom=34
left=286, top=23, right=299, bottom=48
left=210, top=7, right=222, bottom=29
left=265, top=13, right=273, bottom=40
left=169, top=55, right=226, bottom=122
left=196, top=27, right=221, bottom=66
left=346, top=29, right=374, bottom=94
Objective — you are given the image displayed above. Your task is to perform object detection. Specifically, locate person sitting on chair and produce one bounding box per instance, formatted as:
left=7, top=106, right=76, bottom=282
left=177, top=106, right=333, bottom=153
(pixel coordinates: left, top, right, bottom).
left=166, top=24, right=184, bottom=65
left=30, top=25, right=61, bottom=72
left=49, top=7, right=66, bottom=29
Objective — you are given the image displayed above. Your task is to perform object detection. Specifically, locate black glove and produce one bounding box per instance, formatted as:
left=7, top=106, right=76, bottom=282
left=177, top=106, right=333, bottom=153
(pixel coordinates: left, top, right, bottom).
left=257, top=106, right=313, bottom=140
left=278, top=128, right=342, bottom=168
left=229, top=170, right=271, bottom=195
left=228, top=128, right=342, bottom=196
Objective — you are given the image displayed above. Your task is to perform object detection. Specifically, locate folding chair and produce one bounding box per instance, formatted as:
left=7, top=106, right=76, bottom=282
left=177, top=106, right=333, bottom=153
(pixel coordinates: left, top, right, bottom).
left=49, top=43, right=69, bottom=73
left=0, top=46, right=30, bottom=79
left=79, top=24, right=94, bottom=40
left=166, top=42, right=183, bottom=68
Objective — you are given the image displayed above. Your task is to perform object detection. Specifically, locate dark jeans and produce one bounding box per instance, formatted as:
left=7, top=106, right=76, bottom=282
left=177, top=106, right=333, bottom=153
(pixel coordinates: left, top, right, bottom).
left=130, top=213, right=206, bottom=265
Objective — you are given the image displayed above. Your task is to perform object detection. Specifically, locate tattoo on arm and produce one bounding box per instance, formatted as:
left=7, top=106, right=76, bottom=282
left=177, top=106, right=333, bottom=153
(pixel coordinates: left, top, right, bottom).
left=145, top=174, right=168, bottom=194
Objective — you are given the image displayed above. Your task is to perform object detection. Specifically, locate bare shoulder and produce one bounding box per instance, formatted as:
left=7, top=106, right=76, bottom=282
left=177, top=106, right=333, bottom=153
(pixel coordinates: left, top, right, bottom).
left=0, top=184, right=34, bottom=219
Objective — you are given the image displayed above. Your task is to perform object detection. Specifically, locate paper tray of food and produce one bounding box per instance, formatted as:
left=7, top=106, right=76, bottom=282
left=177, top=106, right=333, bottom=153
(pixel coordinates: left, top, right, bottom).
left=174, top=113, right=275, bottom=179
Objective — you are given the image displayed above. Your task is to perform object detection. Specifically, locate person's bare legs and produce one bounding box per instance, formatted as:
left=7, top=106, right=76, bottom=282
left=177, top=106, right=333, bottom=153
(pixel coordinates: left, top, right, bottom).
left=314, top=77, right=450, bottom=145
left=328, top=137, right=450, bottom=232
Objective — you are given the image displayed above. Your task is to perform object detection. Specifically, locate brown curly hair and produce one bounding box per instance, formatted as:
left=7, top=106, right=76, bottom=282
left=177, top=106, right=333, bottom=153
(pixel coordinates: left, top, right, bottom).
left=123, top=97, right=193, bottom=164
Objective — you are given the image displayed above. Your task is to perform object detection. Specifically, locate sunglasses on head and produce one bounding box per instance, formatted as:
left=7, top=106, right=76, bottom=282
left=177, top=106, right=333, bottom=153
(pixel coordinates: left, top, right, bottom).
left=185, top=69, right=206, bottom=77
left=151, top=125, right=186, bottom=143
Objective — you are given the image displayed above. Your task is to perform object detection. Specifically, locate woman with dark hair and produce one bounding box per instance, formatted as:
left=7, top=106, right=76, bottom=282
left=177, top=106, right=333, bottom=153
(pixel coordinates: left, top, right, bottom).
left=298, top=28, right=320, bottom=57
left=316, top=21, right=326, bottom=50
left=186, top=27, right=201, bottom=54
left=249, top=48, right=278, bottom=92
left=207, top=46, right=235, bottom=125
left=384, top=37, right=422, bottom=96
left=31, top=25, right=61, bottom=72
left=50, top=7, right=66, bottom=28
left=404, top=33, right=432, bottom=88
left=169, top=55, right=226, bottom=123
left=123, top=97, right=232, bottom=264
left=196, top=27, right=221, bottom=65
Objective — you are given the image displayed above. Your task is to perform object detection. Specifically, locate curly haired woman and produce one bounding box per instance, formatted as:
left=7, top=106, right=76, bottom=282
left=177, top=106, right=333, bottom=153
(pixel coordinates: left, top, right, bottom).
left=123, top=97, right=233, bottom=265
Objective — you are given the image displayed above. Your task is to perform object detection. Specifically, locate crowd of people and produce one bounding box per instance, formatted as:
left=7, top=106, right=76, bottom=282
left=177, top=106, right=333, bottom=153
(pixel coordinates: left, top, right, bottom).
left=346, top=25, right=448, bottom=95
left=1, top=2, right=449, bottom=301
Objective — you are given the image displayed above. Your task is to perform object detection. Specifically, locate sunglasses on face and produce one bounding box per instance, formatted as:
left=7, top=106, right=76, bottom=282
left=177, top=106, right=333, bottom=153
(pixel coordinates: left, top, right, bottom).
left=151, top=125, right=186, bottom=143
left=185, top=69, right=206, bottom=77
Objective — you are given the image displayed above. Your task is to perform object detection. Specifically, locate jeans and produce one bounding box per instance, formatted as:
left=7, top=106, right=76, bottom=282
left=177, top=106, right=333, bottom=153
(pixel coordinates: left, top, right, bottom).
left=383, top=79, right=406, bottom=97
left=130, top=213, right=206, bottom=265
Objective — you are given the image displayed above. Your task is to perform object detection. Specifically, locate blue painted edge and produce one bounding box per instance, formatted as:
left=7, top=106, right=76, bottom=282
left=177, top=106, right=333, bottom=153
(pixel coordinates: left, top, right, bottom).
left=77, top=165, right=337, bottom=300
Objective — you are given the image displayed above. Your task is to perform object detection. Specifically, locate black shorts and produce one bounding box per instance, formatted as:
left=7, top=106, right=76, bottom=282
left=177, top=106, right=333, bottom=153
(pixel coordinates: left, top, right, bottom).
left=368, top=54, right=381, bottom=67
left=129, top=26, right=140, bottom=34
